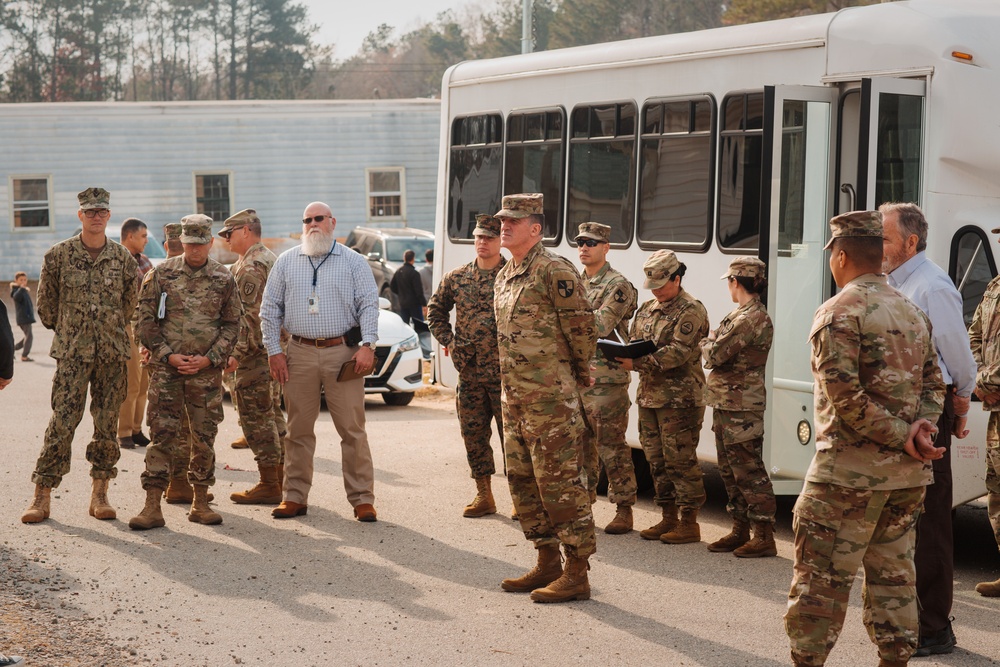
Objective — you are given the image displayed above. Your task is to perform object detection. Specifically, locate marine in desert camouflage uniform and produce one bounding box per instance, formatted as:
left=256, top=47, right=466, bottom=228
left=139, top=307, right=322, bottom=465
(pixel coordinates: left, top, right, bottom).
left=128, top=215, right=242, bottom=530
left=21, top=187, right=139, bottom=525
left=784, top=211, right=945, bottom=667
left=574, top=222, right=638, bottom=535
left=619, top=249, right=708, bottom=545
left=426, top=214, right=506, bottom=518
left=701, top=256, right=777, bottom=558
left=494, top=193, right=597, bottom=604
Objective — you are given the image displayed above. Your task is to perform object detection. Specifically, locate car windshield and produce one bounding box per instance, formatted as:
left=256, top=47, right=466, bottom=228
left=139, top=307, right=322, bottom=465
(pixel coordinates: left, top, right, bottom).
left=385, top=237, right=434, bottom=263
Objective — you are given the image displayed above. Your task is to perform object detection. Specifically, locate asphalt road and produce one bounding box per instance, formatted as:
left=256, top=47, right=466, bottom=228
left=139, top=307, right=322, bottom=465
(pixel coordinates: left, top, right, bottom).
left=1, top=325, right=998, bottom=666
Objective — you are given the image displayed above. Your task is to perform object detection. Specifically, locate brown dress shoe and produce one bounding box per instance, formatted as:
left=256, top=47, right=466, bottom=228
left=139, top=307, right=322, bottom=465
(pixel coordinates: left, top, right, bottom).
left=272, top=501, right=308, bottom=518
left=354, top=503, right=377, bottom=522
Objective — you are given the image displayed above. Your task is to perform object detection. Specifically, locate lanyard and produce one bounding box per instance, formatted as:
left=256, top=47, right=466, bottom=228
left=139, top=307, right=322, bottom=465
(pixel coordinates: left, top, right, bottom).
left=308, top=242, right=336, bottom=288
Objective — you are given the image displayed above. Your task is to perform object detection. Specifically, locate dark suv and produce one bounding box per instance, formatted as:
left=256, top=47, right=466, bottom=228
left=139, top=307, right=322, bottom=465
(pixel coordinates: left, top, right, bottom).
left=344, top=227, right=434, bottom=311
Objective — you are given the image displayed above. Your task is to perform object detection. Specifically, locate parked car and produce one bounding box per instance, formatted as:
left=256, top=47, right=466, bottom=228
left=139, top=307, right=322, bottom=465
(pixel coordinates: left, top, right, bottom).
left=343, top=227, right=434, bottom=311
left=367, top=297, right=424, bottom=405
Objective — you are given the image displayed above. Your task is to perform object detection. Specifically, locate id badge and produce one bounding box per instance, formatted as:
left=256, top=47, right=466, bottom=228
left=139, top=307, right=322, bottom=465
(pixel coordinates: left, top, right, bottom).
left=308, top=295, right=320, bottom=315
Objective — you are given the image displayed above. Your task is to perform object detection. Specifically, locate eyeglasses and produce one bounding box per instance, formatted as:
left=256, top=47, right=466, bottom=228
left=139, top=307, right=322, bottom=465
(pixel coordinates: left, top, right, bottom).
left=219, top=225, right=245, bottom=240
left=82, top=209, right=110, bottom=219
left=576, top=239, right=605, bottom=248
left=302, top=214, right=332, bottom=225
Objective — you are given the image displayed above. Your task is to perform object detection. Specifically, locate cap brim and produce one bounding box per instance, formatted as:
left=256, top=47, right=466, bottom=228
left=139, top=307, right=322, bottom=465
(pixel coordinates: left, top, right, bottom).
left=575, top=234, right=603, bottom=242
left=472, top=229, right=498, bottom=238
left=823, top=238, right=835, bottom=250
left=495, top=209, right=530, bottom=219
left=180, top=236, right=210, bottom=245
left=719, top=272, right=732, bottom=280
left=79, top=204, right=108, bottom=211
left=643, top=277, right=669, bottom=289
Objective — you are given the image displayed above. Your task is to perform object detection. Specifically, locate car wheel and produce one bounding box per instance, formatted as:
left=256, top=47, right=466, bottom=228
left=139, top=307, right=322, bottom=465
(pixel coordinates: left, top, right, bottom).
left=382, top=391, right=415, bottom=406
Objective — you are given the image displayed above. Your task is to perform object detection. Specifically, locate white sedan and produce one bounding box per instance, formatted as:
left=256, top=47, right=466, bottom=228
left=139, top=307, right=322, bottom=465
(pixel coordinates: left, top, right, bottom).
left=366, top=298, right=423, bottom=405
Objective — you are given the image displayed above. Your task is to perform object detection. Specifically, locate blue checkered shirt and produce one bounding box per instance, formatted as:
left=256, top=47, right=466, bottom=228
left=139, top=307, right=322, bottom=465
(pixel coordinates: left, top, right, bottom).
left=261, top=241, right=379, bottom=357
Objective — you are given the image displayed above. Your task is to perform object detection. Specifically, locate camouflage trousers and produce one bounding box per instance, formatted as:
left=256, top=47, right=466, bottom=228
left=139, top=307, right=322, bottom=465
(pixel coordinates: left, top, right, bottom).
left=141, top=365, right=224, bottom=490
left=33, top=356, right=127, bottom=487
left=638, top=405, right=706, bottom=510
left=785, top=481, right=925, bottom=666
left=984, top=412, right=1000, bottom=551
left=233, top=353, right=284, bottom=466
left=456, top=376, right=503, bottom=478
left=712, top=409, right=776, bottom=523
left=581, top=382, right=637, bottom=506
left=502, top=395, right=596, bottom=558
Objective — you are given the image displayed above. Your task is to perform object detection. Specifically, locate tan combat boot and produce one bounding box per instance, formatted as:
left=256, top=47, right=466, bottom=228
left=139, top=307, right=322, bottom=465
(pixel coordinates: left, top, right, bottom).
left=975, top=577, right=1000, bottom=597
left=88, top=478, right=116, bottom=520
left=230, top=435, right=249, bottom=449
left=640, top=503, right=678, bottom=540
left=734, top=521, right=777, bottom=558
left=877, top=659, right=908, bottom=667
left=530, top=554, right=591, bottom=603
left=463, top=476, right=497, bottom=518
left=501, top=545, right=562, bottom=592
left=707, top=518, right=750, bottom=553
left=660, top=508, right=701, bottom=544
left=128, top=488, right=166, bottom=530
left=21, top=484, right=51, bottom=524
left=164, top=473, right=194, bottom=504
left=604, top=505, right=633, bottom=534
left=230, top=464, right=282, bottom=505
left=189, top=485, right=223, bottom=525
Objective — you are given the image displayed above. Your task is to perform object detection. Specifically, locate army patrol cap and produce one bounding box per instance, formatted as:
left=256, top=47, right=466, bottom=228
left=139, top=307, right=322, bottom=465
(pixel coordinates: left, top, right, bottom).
left=721, top=256, right=766, bottom=280
left=643, top=249, right=681, bottom=289
left=163, top=223, right=182, bottom=242
left=495, top=193, right=543, bottom=219
left=180, top=214, right=214, bottom=245
left=473, top=214, right=501, bottom=238
left=576, top=222, right=611, bottom=243
left=823, top=210, right=883, bottom=250
left=78, top=187, right=110, bottom=210
left=219, top=208, right=260, bottom=238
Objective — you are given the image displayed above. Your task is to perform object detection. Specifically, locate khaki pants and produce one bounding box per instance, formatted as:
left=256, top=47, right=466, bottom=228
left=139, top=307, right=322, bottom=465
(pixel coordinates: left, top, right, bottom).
left=282, top=339, right=374, bottom=508
left=117, top=325, right=149, bottom=438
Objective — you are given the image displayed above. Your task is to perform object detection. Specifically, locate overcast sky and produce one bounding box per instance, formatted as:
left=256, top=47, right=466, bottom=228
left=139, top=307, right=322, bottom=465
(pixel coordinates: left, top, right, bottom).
left=301, top=1, right=476, bottom=58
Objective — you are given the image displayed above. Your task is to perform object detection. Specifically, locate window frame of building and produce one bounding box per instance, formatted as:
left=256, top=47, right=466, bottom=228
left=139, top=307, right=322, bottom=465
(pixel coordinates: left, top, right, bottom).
left=366, top=167, right=407, bottom=223
left=193, top=172, right=233, bottom=225
left=504, top=106, right=566, bottom=245
left=9, top=175, right=53, bottom=231
left=717, top=90, right=766, bottom=253
left=637, top=95, right=716, bottom=252
left=447, top=113, right=504, bottom=242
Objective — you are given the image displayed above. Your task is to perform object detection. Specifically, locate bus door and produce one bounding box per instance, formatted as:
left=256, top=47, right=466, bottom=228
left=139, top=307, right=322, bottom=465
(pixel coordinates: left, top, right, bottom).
left=761, top=85, right=838, bottom=494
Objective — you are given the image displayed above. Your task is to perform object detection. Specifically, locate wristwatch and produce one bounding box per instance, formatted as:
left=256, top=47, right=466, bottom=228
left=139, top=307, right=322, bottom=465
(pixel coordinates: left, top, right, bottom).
left=361, top=342, right=373, bottom=348
left=160, top=353, right=171, bottom=364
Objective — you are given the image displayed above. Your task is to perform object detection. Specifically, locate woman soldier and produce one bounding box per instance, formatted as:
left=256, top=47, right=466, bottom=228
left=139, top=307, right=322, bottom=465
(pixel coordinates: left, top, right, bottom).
left=700, top=256, right=777, bottom=558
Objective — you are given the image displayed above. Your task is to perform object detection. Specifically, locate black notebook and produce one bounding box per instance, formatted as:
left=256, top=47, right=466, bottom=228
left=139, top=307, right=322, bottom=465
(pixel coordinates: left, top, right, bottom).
left=597, top=338, right=656, bottom=360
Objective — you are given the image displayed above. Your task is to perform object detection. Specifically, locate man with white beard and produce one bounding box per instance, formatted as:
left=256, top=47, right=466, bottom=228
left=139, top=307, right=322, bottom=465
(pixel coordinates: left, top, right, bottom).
left=260, top=201, right=381, bottom=522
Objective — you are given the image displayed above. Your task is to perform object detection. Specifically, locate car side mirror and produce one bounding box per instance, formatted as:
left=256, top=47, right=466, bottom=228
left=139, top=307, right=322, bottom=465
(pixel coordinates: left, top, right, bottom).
left=367, top=251, right=383, bottom=262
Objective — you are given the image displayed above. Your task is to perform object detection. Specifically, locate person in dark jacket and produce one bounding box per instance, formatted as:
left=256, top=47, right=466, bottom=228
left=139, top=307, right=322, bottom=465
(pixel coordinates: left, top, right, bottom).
left=389, top=249, right=428, bottom=326
left=10, top=271, right=35, bottom=361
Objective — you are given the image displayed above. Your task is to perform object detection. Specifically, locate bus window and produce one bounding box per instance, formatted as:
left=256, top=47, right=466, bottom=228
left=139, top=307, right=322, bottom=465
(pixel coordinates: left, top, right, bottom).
left=874, top=93, right=923, bottom=206
left=448, top=114, right=503, bottom=241
left=637, top=96, right=715, bottom=250
left=718, top=91, right=765, bottom=251
left=951, top=226, right=998, bottom=326
left=504, top=108, right=565, bottom=242
left=568, top=101, right=638, bottom=246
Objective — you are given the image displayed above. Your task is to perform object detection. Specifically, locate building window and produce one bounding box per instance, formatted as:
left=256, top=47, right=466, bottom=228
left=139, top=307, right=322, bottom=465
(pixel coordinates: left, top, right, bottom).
left=11, top=176, right=52, bottom=229
left=717, top=91, right=765, bottom=251
left=367, top=168, right=406, bottom=221
left=638, top=97, right=714, bottom=249
left=568, top=101, right=638, bottom=246
left=194, top=173, right=232, bottom=223
left=448, top=113, right=503, bottom=241
left=505, top=108, right=565, bottom=242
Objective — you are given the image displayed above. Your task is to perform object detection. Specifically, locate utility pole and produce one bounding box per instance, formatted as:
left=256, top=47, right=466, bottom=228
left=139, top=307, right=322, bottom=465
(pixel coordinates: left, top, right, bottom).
left=521, top=0, right=534, bottom=54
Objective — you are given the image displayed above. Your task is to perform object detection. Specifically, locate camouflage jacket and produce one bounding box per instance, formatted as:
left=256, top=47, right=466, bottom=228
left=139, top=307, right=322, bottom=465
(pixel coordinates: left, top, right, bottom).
left=494, top=242, right=596, bottom=404
left=701, top=297, right=772, bottom=411
left=36, top=234, right=139, bottom=361
left=969, top=274, right=1000, bottom=410
left=136, top=256, right=242, bottom=370
left=426, top=256, right=506, bottom=384
left=629, top=288, right=708, bottom=409
left=807, top=274, right=944, bottom=490
left=231, top=242, right=276, bottom=361
left=581, top=262, right=637, bottom=385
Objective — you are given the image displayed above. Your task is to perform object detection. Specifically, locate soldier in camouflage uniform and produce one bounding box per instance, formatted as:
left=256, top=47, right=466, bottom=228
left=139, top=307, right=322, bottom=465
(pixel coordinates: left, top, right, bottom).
left=618, top=250, right=708, bottom=545
left=426, top=214, right=506, bottom=518
left=494, top=193, right=597, bottom=604
left=968, top=224, right=1000, bottom=598
left=784, top=211, right=945, bottom=667
left=575, top=222, right=638, bottom=535
left=22, top=187, right=139, bottom=525
left=701, top=256, right=777, bottom=558
left=220, top=209, right=285, bottom=505
left=128, top=215, right=242, bottom=530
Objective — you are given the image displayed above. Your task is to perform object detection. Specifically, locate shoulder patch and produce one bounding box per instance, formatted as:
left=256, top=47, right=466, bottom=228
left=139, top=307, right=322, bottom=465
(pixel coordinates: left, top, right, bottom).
left=680, top=321, right=694, bottom=335
left=557, top=280, right=574, bottom=298
left=614, top=288, right=626, bottom=303
left=243, top=282, right=257, bottom=297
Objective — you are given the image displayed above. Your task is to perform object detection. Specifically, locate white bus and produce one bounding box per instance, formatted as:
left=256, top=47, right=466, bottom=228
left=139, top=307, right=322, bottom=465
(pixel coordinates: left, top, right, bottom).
left=432, top=0, right=999, bottom=504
